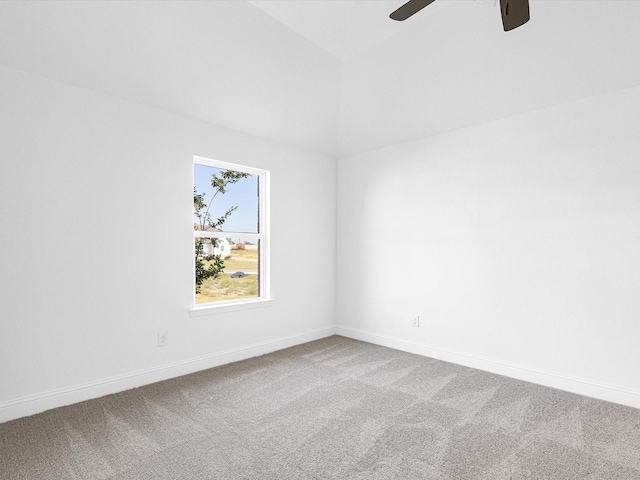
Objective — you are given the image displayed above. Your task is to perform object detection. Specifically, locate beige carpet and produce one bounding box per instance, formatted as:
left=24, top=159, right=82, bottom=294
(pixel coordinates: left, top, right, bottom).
left=1, top=336, right=640, bottom=479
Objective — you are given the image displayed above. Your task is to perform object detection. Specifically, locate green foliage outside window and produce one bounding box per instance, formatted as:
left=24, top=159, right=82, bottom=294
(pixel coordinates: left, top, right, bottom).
left=194, top=170, right=250, bottom=293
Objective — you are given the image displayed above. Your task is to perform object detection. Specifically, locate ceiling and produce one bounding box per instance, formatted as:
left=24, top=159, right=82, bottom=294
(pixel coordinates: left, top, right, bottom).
left=337, top=0, right=640, bottom=155
left=0, top=1, right=639, bottom=158
left=248, top=0, right=408, bottom=60
left=248, top=0, right=498, bottom=60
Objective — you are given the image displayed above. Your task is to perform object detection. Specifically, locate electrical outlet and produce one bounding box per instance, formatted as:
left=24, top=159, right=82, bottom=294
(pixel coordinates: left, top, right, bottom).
left=158, top=331, right=168, bottom=347
left=412, top=316, right=420, bottom=328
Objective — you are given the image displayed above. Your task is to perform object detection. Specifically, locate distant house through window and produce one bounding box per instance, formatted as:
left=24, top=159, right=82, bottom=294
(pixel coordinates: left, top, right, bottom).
left=193, top=156, right=269, bottom=307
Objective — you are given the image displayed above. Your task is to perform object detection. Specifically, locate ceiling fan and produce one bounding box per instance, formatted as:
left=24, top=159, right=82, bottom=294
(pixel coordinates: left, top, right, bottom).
left=390, top=0, right=530, bottom=32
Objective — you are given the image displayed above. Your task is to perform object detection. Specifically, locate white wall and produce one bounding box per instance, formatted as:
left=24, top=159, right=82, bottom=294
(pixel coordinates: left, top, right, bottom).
left=337, top=85, right=640, bottom=408
left=0, top=65, right=336, bottom=422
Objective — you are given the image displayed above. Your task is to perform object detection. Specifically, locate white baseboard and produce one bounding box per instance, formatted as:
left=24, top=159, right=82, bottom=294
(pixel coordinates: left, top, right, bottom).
left=335, top=325, right=640, bottom=410
left=0, top=326, right=336, bottom=423
left=6, top=325, right=637, bottom=423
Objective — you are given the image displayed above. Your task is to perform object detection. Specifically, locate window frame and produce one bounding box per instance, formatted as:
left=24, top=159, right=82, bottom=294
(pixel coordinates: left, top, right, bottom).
left=191, top=156, right=271, bottom=315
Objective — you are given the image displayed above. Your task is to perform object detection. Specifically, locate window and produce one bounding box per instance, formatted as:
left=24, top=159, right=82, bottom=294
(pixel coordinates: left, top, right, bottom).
left=193, top=156, right=269, bottom=308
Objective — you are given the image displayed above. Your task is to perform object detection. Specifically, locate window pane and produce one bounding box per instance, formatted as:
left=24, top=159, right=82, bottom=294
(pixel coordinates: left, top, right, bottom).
left=195, top=237, right=260, bottom=304
left=193, top=164, right=259, bottom=234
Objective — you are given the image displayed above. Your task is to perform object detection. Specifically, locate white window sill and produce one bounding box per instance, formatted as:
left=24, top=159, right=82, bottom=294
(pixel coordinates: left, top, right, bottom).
left=189, top=298, right=275, bottom=317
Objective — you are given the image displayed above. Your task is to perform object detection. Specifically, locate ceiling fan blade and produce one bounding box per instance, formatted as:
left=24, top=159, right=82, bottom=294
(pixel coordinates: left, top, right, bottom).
left=500, top=0, right=530, bottom=31
left=390, top=0, right=437, bottom=21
